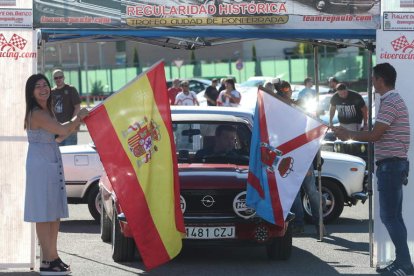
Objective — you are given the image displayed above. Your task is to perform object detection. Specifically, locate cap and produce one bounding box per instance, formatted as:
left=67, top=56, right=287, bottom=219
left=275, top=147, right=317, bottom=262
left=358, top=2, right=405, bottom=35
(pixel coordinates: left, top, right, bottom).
left=52, top=69, right=64, bottom=78
left=211, top=78, right=218, bottom=82
left=271, top=78, right=280, bottom=84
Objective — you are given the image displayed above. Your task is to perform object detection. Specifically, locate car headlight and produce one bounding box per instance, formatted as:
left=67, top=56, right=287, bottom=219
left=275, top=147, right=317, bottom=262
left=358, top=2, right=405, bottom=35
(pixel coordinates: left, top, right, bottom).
left=180, top=195, right=186, bottom=214
left=233, top=191, right=256, bottom=219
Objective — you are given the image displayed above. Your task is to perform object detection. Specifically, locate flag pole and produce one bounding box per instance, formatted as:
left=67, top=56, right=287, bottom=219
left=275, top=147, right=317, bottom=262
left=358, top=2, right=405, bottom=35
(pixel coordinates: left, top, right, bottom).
left=313, top=44, right=325, bottom=242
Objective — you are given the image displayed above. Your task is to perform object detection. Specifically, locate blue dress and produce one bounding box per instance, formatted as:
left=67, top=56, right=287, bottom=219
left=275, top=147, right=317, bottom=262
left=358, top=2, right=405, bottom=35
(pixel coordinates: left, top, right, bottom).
left=24, top=123, right=68, bottom=222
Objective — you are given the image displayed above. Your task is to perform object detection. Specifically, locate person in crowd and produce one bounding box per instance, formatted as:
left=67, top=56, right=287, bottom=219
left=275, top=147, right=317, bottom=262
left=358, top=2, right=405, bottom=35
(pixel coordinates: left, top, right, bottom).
left=329, top=83, right=368, bottom=131
left=275, top=80, right=325, bottom=236
left=216, top=78, right=241, bottom=107
left=297, top=77, right=316, bottom=103
left=168, top=78, right=182, bottom=105
left=24, top=74, right=89, bottom=275
left=218, top=78, right=226, bottom=93
left=328, top=77, right=339, bottom=94
left=333, top=63, right=413, bottom=276
left=51, top=69, right=81, bottom=146
left=264, top=81, right=275, bottom=93
left=174, top=81, right=199, bottom=106
left=195, top=125, right=237, bottom=160
left=204, top=78, right=219, bottom=106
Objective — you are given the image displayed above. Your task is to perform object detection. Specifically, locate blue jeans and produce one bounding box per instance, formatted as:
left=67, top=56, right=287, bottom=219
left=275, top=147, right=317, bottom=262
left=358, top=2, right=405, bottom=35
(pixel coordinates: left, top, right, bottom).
left=59, top=132, right=78, bottom=146
left=376, top=158, right=411, bottom=267
left=291, top=167, right=321, bottom=226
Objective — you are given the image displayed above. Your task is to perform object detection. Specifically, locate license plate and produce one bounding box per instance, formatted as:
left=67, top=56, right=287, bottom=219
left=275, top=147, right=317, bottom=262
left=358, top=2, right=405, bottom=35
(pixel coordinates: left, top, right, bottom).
left=185, top=226, right=235, bottom=239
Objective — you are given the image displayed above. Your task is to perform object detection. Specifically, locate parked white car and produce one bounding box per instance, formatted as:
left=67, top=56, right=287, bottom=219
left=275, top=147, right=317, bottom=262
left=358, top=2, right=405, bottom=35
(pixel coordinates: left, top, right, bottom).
left=60, top=144, right=104, bottom=221
left=61, top=106, right=367, bottom=223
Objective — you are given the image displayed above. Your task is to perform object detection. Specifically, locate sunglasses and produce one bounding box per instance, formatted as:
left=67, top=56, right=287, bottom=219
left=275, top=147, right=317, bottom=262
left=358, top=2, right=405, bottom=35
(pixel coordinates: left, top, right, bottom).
left=54, top=76, right=64, bottom=80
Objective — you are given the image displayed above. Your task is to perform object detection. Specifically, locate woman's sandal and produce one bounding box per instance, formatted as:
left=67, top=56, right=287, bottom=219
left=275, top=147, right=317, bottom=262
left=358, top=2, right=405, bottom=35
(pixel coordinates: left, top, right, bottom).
left=40, top=259, right=71, bottom=275
left=55, top=257, right=70, bottom=270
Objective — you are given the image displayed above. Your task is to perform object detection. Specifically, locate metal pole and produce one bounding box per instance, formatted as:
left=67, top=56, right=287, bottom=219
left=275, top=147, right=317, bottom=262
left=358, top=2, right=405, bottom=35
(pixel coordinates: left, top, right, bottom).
left=83, top=43, right=90, bottom=108
left=40, top=39, right=45, bottom=74
left=314, top=44, right=324, bottom=242
left=366, top=43, right=374, bottom=268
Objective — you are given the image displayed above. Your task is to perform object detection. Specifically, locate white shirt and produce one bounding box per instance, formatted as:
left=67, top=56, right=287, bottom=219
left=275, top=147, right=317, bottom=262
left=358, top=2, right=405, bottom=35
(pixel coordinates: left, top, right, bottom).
left=217, top=90, right=241, bottom=107
left=174, top=91, right=198, bottom=106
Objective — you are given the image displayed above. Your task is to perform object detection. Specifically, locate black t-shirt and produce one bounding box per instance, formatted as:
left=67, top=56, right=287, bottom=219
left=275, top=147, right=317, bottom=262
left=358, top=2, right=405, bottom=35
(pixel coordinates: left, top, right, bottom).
left=330, top=91, right=365, bottom=124
left=204, top=85, right=219, bottom=106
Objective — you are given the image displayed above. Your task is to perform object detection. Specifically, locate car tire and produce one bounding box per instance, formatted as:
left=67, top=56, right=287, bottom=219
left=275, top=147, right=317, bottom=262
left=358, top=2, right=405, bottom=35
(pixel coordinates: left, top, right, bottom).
left=303, top=179, right=345, bottom=223
left=266, top=224, right=292, bottom=261
left=87, top=183, right=101, bottom=222
left=111, top=209, right=135, bottom=262
left=100, top=202, right=112, bottom=243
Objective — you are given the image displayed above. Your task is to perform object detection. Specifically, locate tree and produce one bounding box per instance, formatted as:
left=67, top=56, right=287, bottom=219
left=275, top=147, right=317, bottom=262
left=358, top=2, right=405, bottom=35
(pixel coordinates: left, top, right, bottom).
left=191, top=50, right=202, bottom=77
left=252, top=44, right=262, bottom=76
left=133, top=47, right=142, bottom=75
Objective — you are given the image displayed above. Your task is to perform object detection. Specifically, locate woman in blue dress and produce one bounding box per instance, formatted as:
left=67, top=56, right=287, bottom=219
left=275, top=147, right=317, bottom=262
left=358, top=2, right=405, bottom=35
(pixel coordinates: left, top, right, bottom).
left=24, top=74, right=88, bottom=275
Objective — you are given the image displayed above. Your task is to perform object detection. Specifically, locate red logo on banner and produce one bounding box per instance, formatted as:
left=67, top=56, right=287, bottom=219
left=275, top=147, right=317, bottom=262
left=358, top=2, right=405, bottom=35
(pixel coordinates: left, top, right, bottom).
left=390, top=35, right=414, bottom=53
left=0, top=33, right=27, bottom=51
left=0, top=33, right=36, bottom=60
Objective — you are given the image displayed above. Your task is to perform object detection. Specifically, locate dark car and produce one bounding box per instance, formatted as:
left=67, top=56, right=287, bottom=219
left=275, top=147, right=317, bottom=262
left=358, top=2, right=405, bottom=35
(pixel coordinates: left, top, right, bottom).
left=313, top=0, right=379, bottom=12
left=99, top=107, right=293, bottom=262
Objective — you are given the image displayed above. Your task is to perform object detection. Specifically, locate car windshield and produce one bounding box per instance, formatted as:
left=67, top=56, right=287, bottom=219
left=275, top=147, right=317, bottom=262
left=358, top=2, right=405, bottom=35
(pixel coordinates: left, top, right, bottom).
left=238, top=79, right=266, bottom=87
left=173, top=121, right=251, bottom=165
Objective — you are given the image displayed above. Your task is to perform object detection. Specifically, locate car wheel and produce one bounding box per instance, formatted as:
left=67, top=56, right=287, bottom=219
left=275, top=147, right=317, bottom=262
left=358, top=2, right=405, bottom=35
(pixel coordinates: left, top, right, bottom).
left=314, top=0, right=329, bottom=12
left=100, top=201, right=112, bottom=243
left=266, top=224, right=292, bottom=261
left=111, top=208, right=135, bottom=262
left=87, top=183, right=101, bottom=222
left=303, top=180, right=345, bottom=223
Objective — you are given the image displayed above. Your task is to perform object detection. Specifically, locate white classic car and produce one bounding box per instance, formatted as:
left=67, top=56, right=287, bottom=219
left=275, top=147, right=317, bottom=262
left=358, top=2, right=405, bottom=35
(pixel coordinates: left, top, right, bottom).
left=61, top=106, right=367, bottom=223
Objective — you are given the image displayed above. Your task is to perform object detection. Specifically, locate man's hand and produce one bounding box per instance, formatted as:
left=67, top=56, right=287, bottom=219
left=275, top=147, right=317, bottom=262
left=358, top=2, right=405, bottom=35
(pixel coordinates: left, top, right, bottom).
left=332, top=126, right=351, bottom=141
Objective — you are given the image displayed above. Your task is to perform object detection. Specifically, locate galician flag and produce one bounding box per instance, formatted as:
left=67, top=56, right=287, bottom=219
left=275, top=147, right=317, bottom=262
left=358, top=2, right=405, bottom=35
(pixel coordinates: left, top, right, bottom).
left=84, top=61, right=184, bottom=269
left=246, top=89, right=328, bottom=227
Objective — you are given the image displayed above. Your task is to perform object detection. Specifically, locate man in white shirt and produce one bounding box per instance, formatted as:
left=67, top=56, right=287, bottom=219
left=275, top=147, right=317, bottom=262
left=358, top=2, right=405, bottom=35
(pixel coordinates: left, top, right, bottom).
left=174, top=81, right=199, bottom=106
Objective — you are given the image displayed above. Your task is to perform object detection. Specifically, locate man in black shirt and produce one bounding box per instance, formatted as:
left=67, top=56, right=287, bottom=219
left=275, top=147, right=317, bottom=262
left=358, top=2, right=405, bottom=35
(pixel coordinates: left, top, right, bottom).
left=329, top=83, right=368, bottom=131
left=204, top=78, right=219, bottom=106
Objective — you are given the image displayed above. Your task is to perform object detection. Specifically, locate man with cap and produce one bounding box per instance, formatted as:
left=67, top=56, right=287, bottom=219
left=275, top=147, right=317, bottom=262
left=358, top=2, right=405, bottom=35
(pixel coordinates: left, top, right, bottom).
left=51, top=69, right=82, bottom=146
left=329, top=83, right=368, bottom=131
left=204, top=78, right=219, bottom=106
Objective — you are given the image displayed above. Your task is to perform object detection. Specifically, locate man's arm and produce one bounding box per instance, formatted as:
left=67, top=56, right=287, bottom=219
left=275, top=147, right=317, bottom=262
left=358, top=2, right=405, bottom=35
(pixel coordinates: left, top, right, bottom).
left=333, top=121, right=389, bottom=142
left=329, top=105, right=336, bottom=127
left=361, top=105, right=368, bottom=129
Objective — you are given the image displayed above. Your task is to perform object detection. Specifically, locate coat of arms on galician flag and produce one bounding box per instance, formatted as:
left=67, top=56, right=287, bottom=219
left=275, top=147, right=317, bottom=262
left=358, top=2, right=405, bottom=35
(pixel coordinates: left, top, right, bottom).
left=123, top=117, right=161, bottom=167
left=260, top=142, right=294, bottom=178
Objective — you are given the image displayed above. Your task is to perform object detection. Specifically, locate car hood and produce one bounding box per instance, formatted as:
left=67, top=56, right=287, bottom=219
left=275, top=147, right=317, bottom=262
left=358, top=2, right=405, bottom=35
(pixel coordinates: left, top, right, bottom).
left=321, top=150, right=365, bottom=166
left=59, top=144, right=96, bottom=154
left=178, top=164, right=248, bottom=189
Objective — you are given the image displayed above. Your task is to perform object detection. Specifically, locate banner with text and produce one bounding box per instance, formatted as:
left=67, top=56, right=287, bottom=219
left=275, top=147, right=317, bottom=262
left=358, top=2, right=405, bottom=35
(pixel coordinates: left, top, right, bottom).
left=33, top=0, right=380, bottom=30
left=0, top=28, right=37, bottom=269
left=373, top=29, right=414, bottom=266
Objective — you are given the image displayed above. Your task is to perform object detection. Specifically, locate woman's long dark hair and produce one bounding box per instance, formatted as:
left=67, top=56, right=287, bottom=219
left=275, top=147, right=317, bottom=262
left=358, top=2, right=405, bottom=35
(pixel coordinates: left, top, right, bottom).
left=24, top=74, right=52, bottom=129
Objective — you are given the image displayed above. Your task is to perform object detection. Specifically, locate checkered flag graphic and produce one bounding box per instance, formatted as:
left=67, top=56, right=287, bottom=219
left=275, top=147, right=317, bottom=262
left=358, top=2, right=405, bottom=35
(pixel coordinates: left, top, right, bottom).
left=9, top=33, right=27, bottom=50
left=391, top=36, right=409, bottom=51
left=0, top=34, right=7, bottom=47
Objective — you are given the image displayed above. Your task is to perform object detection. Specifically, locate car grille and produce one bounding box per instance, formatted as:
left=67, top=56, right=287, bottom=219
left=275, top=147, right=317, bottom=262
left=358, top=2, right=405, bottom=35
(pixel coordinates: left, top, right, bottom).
left=181, top=189, right=242, bottom=216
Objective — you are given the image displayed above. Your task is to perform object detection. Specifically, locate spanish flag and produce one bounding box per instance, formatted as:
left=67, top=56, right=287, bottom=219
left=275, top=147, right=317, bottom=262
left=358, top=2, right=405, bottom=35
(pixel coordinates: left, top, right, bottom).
left=84, top=61, right=184, bottom=269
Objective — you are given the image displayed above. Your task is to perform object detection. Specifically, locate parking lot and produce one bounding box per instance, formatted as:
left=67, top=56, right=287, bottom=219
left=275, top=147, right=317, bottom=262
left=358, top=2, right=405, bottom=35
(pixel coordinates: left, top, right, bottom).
left=0, top=126, right=380, bottom=276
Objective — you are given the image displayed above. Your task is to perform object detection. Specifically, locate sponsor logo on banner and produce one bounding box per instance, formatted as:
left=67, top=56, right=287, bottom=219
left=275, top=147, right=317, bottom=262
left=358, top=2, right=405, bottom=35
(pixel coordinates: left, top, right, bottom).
left=123, top=117, right=161, bottom=167
left=0, top=33, right=36, bottom=60
left=379, top=34, right=414, bottom=60
left=383, top=12, right=414, bottom=31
